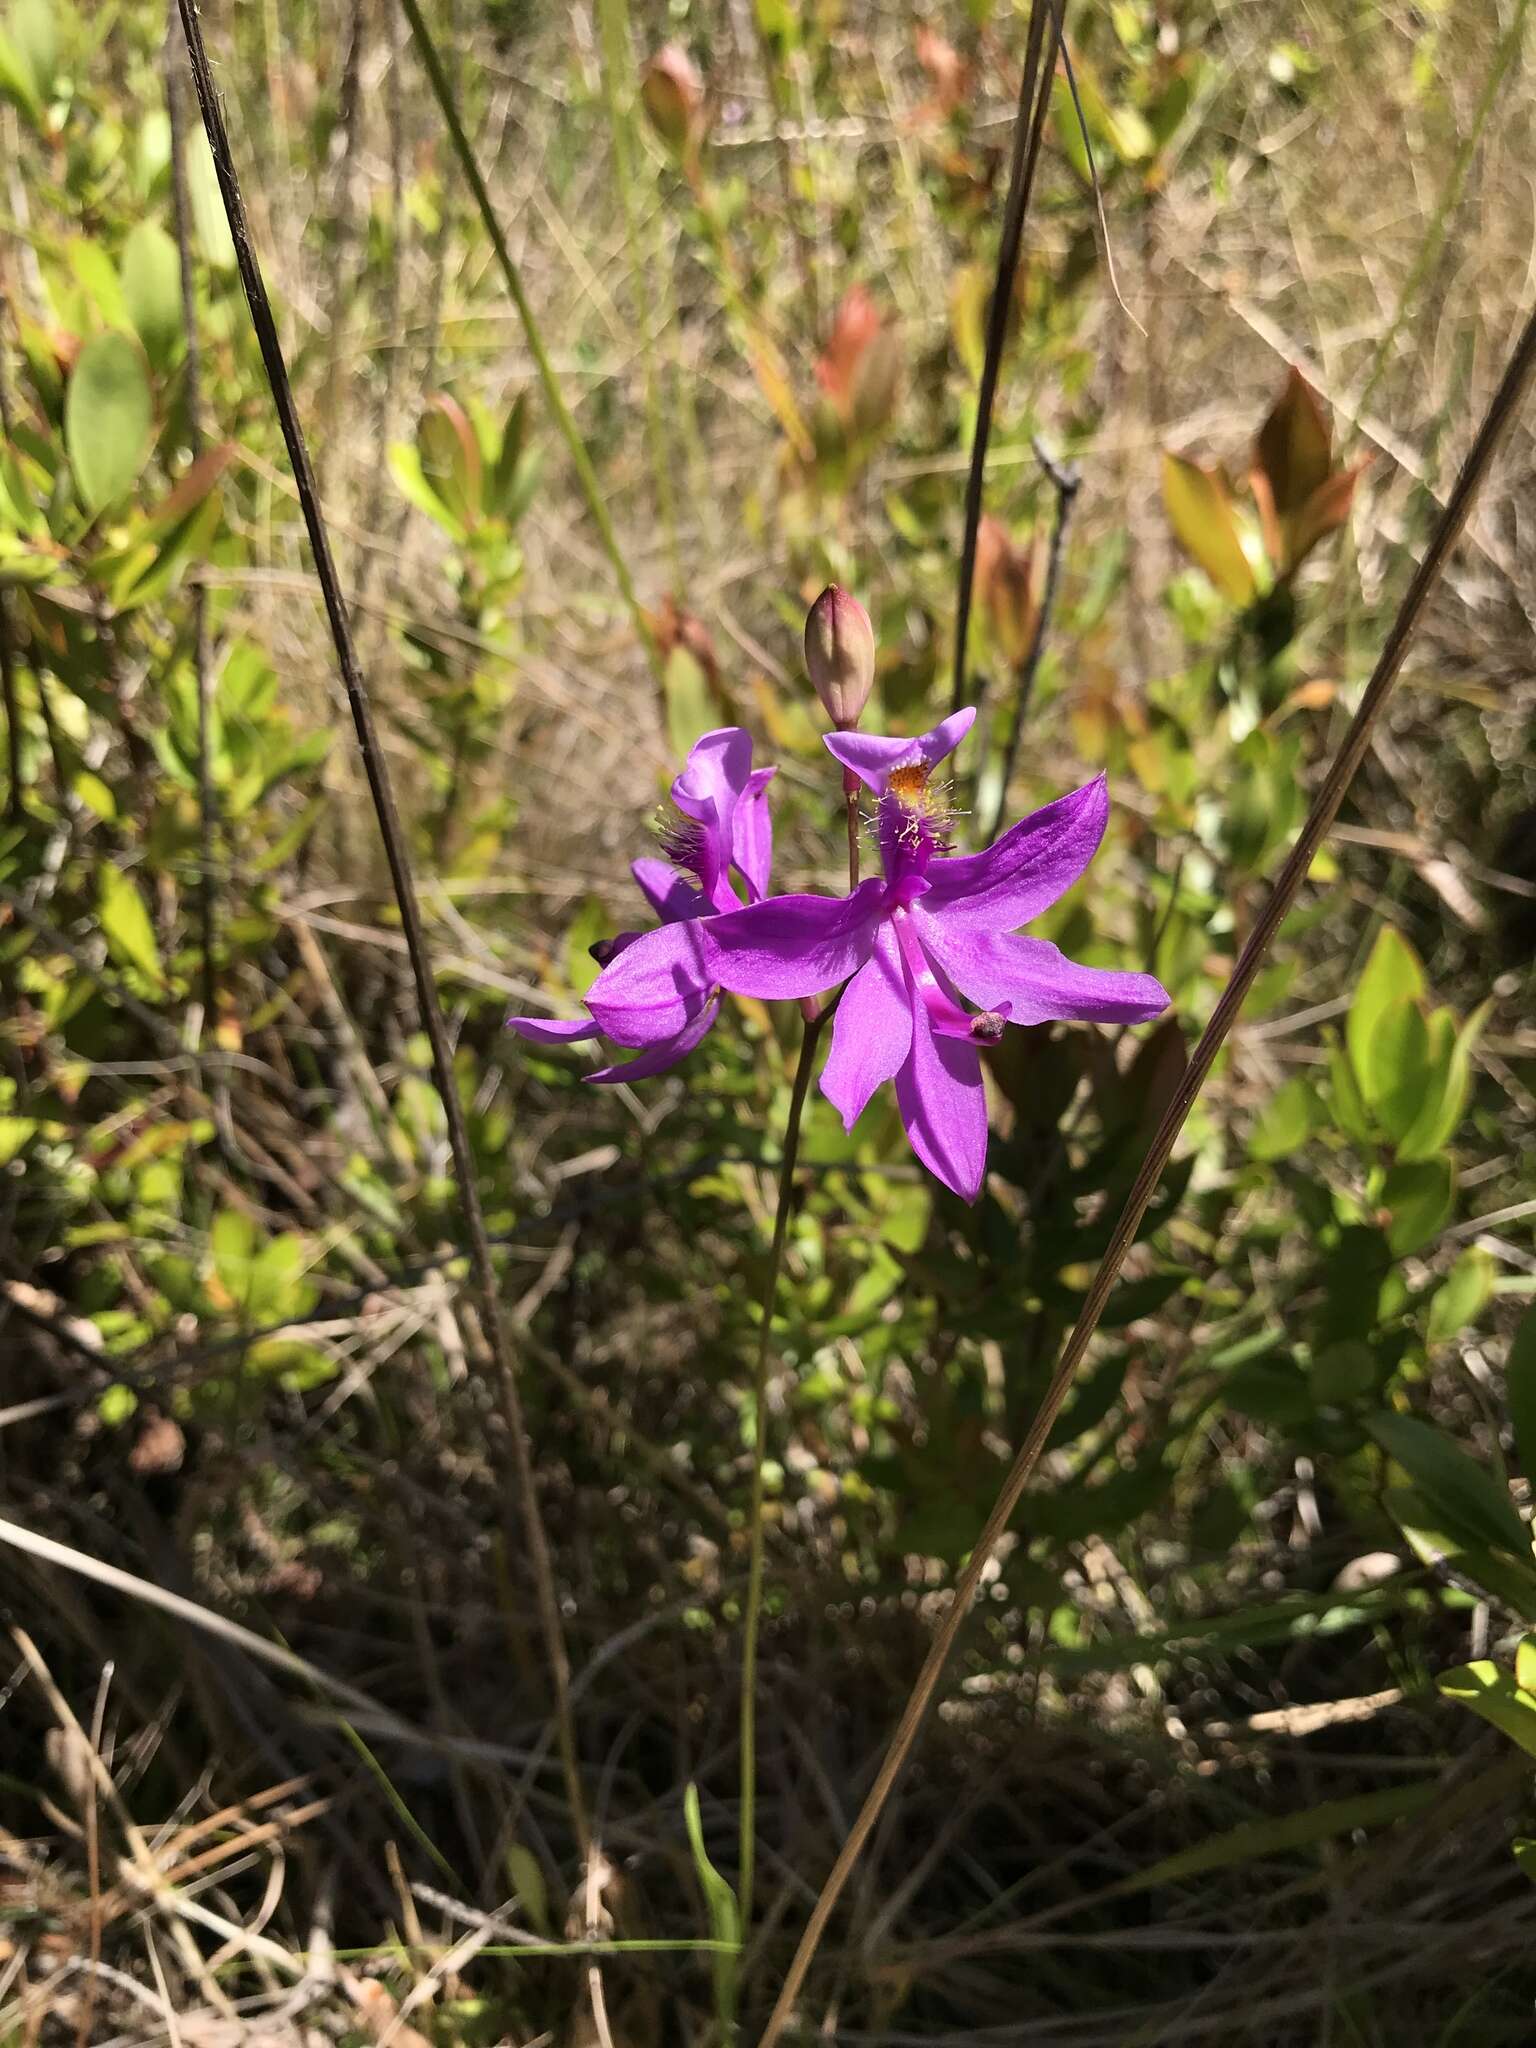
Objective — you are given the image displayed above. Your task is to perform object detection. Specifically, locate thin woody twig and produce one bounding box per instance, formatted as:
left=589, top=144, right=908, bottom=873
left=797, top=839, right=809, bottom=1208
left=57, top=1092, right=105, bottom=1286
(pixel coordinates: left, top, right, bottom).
left=173, top=0, right=589, bottom=1858
left=981, top=438, right=1080, bottom=845
left=950, top=0, right=1061, bottom=716
left=757, top=297, right=1536, bottom=2048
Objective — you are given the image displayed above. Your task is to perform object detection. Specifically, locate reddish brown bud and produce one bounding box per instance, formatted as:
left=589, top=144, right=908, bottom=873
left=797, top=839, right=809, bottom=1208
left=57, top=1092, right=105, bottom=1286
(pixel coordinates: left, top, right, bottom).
left=804, top=585, right=875, bottom=730
left=641, top=43, right=706, bottom=162
left=977, top=515, right=1043, bottom=668
left=815, top=287, right=881, bottom=418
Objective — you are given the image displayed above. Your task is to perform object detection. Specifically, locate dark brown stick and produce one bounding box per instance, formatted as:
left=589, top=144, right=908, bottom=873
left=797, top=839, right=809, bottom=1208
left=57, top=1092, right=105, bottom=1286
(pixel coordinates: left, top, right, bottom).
left=165, top=4, right=218, bottom=1040
left=758, top=298, right=1536, bottom=2048
left=173, top=0, right=588, bottom=1856
left=949, top=0, right=1060, bottom=715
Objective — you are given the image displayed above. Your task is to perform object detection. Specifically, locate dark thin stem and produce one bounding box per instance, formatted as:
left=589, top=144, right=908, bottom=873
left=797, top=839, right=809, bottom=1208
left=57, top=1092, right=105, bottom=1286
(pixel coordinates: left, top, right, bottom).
left=0, top=594, right=20, bottom=821
left=982, top=439, right=1079, bottom=845
left=738, top=1007, right=827, bottom=1935
left=174, top=0, right=589, bottom=1858
left=0, top=266, right=18, bottom=818
left=949, top=0, right=1060, bottom=716
left=165, top=4, right=217, bottom=1040
left=394, top=0, right=660, bottom=688
left=757, top=297, right=1536, bottom=2048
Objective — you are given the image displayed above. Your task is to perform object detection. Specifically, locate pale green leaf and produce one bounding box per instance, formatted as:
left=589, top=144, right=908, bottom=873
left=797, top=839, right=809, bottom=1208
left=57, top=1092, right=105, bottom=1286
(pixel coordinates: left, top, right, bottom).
left=97, top=863, right=164, bottom=986
left=121, top=219, right=184, bottom=369
left=1438, top=1660, right=1536, bottom=1761
left=1346, top=927, right=1424, bottom=1102
left=65, top=331, right=153, bottom=515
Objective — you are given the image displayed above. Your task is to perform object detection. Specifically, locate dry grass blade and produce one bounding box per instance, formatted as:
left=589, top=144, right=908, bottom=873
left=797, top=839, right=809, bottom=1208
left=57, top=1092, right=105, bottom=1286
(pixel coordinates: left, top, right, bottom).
left=172, top=0, right=588, bottom=1855
left=756, top=298, right=1536, bottom=2048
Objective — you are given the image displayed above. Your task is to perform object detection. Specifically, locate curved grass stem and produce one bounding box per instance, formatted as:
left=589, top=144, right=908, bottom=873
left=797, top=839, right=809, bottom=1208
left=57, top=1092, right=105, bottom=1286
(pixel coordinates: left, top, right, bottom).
left=395, top=0, right=661, bottom=691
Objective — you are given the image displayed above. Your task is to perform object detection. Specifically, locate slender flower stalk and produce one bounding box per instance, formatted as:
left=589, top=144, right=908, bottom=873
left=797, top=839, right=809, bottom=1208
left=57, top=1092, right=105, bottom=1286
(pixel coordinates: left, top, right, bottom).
left=737, top=610, right=867, bottom=1941
left=737, top=1003, right=827, bottom=1936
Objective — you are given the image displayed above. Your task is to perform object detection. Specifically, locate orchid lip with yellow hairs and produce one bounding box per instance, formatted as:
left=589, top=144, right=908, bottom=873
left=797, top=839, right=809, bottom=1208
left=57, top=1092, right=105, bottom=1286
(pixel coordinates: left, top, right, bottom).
left=701, top=708, right=1169, bottom=1202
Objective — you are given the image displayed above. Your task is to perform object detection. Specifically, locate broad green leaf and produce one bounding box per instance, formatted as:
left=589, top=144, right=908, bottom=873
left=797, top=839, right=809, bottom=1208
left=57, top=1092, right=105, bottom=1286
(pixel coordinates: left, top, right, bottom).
left=210, top=1207, right=256, bottom=1308
left=0, top=1115, right=35, bottom=1165
left=1253, top=367, right=1332, bottom=522
left=1381, top=1156, right=1454, bottom=1255
left=1514, top=1839, right=1536, bottom=1886
left=1507, top=1307, right=1536, bottom=1479
left=1372, top=1000, right=1431, bottom=1134
left=1397, top=999, right=1489, bottom=1161
left=1249, top=1075, right=1319, bottom=1162
left=1310, top=1341, right=1376, bottom=1405
left=490, top=391, right=536, bottom=518
left=0, top=0, right=55, bottom=114
left=1427, top=1248, right=1494, bottom=1348
left=1438, top=1660, right=1536, bottom=1761
left=1346, top=927, right=1424, bottom=1101
left=65, top=332, right=153, bottom=515
left=1223, top=1356, right=1314, bottom=1427
left=386, top=441, right=463, bottom=541
left=97, top=863, right=164, bottom=986
left=1326, top=1037, right=1372, bottom=1144
left=0, top=28, right=42, bottom=120
left=67, top=237, right=131, bottom=330
left=1160, top=452, right=1258, bottom=604
left=1390, top=1492, right=1536, bottom=1620
left=1368, top=1411, right=1526, bottom=1558
left=121, top=219, right=184, bottom=369
left=417, top=395, right=482, bottom=531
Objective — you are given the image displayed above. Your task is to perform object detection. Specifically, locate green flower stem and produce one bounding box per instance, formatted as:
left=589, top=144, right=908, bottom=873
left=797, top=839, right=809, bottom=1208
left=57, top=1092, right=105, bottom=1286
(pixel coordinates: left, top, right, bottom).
left=397, top=0, right=661, bottom=688
left=738, top=1004, right=826, bottom=1936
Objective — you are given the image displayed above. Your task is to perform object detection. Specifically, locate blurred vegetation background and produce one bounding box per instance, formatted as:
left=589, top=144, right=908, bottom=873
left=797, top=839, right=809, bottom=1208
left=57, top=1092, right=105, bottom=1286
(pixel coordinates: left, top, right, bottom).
left=4, top=0, right=1536, bottom=2040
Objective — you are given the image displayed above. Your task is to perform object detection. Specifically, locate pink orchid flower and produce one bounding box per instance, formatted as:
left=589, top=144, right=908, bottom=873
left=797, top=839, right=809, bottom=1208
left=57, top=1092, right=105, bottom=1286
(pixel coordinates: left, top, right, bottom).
left=702, top=709, right=1168, bottom=1200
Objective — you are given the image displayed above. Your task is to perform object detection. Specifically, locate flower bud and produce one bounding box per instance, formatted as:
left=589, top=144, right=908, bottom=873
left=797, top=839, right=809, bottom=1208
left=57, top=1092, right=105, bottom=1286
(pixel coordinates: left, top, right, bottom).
left=805, top=585, right=875, bottom=731
left=641, top=43, right=706, bottom=163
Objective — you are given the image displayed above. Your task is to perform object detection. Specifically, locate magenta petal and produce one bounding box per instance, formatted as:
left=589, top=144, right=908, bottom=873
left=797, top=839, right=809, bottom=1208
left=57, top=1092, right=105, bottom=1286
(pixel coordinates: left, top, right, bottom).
left=895, top=986, right=988, bottom=1203
left=703, top=879, right=885, bottom=1000
left=824, top=707, right=977, bottom=795
left=507, top=1014, right=600, bottom=1044
left=586, top=996, right=720, bottom=1083
left=671, top=728, right=755, bottom=913
left=732, top=764, right=776, bottom=902
left=632, top=857, right=705, bottom=925
left=917, top=912, right=1169, bottom=1025
left=921, top=777, right=1109, bottom=931
left=585, top=920, right=711, bottom=1047
left=820, top=924, right=910, bottom=1131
